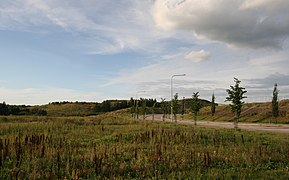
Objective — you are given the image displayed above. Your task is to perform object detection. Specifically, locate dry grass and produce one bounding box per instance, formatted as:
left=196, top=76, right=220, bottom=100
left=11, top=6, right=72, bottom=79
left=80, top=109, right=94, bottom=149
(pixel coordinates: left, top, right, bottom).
left=190, top=99, right=289, bottom=124
left=40, top=102, right=97, bottom=116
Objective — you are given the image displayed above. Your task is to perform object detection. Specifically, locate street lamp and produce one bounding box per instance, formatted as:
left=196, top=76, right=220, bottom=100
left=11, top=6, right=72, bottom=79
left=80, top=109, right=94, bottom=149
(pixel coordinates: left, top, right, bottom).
left=171, top=74, right=186, bottom=121
left=135, top=91, right=146, bottom=119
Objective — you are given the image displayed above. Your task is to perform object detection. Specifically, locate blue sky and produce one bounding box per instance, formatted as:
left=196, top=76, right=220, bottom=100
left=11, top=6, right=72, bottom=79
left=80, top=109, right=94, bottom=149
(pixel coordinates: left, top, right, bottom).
left=1, top=0, right=289, bottom=105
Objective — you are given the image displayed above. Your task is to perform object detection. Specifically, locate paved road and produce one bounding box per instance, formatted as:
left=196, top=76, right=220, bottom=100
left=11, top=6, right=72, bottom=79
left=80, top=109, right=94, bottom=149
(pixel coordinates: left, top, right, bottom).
left=141, top=114, right=289, bottom=133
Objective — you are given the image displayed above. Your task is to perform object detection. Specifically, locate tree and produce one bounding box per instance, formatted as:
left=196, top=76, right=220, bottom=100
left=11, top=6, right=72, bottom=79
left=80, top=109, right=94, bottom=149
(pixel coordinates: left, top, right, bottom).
left=129, top=97, right=134, bottom=107
left=160, top=98, right=166, bottom=121
left=101, top=100, right=111, bottom=112
left=130, top=98, right=135, bottom=117
left=136, top=99, right=139, bottom=119
left=225, top=77, right=247, bottom=128
left=172, top=93, right=179, bottom=122
left=211, top=92, right=216, bottom=116
left=272, top=83, right=279, bottom=120
left=151, top=102, right=156, bottom=121
left=182, top=97, right=185, bottom=120
left=140, top=98, right=147, bottom=120
left=30, top=108, right=47, bottom=116
left=191, top=92, right=201, bottom=125
left=0, top=102, right=9, bottom=115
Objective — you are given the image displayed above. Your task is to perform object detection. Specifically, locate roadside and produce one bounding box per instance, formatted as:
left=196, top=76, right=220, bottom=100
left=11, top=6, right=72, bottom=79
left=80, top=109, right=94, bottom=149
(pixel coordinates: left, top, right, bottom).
left=142, top=114, right=289, bottom=133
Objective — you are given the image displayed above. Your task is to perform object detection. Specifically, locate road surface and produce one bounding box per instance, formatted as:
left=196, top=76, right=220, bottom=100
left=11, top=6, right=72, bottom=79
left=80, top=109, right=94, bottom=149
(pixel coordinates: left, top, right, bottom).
left=141, top=114, right=289, bottom=133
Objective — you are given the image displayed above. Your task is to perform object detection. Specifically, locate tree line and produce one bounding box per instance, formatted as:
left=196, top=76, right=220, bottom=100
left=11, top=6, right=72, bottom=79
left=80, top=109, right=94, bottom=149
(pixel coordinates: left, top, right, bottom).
left=95, top=100, right=134, bottom=113
left=0, top=102, right=47, bottom=116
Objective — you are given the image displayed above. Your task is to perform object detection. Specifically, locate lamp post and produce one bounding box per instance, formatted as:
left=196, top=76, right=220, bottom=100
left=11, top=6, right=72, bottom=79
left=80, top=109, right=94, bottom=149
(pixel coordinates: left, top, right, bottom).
left=171, top=74, right=186, bottom=121
left=135, top=91, right=146, bottom=119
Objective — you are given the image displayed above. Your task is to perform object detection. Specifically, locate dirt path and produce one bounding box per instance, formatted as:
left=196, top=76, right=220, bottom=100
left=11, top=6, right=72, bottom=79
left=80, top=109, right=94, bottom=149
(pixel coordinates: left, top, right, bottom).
left=142, top=114, right=289, bottom=133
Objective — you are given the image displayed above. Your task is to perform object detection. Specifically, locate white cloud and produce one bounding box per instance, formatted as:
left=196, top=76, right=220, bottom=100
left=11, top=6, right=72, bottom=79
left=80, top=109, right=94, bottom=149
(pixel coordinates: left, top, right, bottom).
left=104, top=54, right=228, bottom=101
left=104, top=41, right=289, bottom=102
left=152, top=0, right=289, bottom=49
left=0, top=87, right=104, bottom=105
left=0, top=0, right=172, bottom=55
left=184, top=50, right=210, bottom=62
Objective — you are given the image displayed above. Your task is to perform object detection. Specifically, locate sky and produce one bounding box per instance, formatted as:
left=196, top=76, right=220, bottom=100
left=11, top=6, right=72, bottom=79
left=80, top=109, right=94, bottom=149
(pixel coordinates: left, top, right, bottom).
left=0, top=0, right=289, bottom=105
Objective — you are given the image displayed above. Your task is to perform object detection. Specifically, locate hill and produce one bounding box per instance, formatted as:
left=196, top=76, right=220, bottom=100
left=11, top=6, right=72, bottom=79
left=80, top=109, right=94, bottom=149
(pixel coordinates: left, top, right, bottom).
left=36, top=100, right=132, bottom=116
left=38, top=102, right=97, bottom=116
left=190, top=99, right=289, bottom=124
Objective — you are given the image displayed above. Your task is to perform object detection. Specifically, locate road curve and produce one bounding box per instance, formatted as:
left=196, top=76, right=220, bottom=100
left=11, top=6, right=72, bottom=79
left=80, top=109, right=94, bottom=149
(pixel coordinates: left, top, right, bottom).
left=142, top=114, right=289, bottom=133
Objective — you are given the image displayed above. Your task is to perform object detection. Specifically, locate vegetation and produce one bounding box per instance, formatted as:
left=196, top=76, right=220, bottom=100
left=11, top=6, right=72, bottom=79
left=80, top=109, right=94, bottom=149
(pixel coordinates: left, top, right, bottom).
left=134, top=98, right=157, bottom=119
left=151, top=102, right=156, bottom=120
left=181, top=97, right=185, bottom=119
left=272, top=83, right=279, bottom=119
left=172, top=93, right=179, bottom=122
left=226, top=78, right=247, bottom=128
left=191, top=92, right=201, bottom=125
left=0, top=102, right=47, bottom=116
left=42, top=100, right=134, bottom=116
left=160, top=98, right=168, bottom=121
left=140, top=98, right=147, bottom=120
left=0, top=112, right=288, bottom=179
left=181, top=100, right=289, bottom=124
left=211, top=92, right=216, bottom=116
left=42, top=102, right=97, bottom=116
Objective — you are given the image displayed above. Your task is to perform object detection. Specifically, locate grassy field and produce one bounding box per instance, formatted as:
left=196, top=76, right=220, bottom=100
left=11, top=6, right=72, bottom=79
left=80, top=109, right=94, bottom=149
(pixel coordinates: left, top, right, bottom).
left=0, top=112, right=289, bottom=179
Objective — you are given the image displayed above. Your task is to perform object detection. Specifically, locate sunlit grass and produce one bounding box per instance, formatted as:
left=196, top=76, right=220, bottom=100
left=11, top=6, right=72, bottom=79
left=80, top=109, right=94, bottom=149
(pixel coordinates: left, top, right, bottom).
left=0, top=112, right=288, bottom=179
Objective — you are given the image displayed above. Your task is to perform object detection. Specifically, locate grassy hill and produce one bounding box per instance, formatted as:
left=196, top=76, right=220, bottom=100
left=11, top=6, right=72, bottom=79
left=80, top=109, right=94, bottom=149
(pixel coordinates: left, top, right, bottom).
left=33, top=100, right=131, bottom=116
left=38, top=102, right=97, bottom=116
left=185, top=99, right=289, bottom=124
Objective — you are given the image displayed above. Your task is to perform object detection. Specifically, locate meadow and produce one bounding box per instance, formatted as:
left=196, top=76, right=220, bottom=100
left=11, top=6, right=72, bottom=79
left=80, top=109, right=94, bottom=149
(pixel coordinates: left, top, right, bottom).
left=0, top=112, right=289, bottom=179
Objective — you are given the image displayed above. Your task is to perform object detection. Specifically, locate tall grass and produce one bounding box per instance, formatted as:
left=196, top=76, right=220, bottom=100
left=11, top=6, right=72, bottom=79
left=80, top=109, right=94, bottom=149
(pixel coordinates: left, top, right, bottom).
left=0, top=113, right=288, bottom=179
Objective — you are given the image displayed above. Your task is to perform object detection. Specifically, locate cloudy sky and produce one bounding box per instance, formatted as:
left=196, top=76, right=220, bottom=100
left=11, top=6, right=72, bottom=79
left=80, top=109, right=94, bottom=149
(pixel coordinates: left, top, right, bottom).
left=1, top=0, right=289, bottom=105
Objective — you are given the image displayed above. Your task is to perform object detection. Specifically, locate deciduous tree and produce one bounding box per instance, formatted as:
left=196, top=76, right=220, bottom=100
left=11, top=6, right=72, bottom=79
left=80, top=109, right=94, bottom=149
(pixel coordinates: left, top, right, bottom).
left=160, top=98, right=166, bottom=121
left=191, top=92, right=201, bottom=125
left=172, top=93, right=179, bottom=122
left=225, top=78, right=247, bottom=128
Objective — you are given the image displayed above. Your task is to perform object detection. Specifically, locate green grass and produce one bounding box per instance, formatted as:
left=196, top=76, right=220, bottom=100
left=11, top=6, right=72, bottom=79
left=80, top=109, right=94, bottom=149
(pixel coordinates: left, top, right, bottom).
left=0, top=112, right=289, bottom=179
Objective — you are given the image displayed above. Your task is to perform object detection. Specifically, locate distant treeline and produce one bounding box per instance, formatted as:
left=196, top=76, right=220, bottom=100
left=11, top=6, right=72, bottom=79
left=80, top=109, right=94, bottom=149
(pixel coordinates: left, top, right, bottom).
left=49, top=101, right=89, bottom=105
left=0, top=102, right=47, bottom=116
left=97, top=98, right=160, bottom=112
left=0, top=98, right=213, bottom=116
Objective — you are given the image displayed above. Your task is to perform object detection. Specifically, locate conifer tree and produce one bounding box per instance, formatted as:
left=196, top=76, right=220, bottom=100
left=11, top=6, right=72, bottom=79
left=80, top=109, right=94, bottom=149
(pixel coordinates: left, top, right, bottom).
left=211, top=92, right=216, bottom=116
left=272, top=83, right=279, bottom=119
